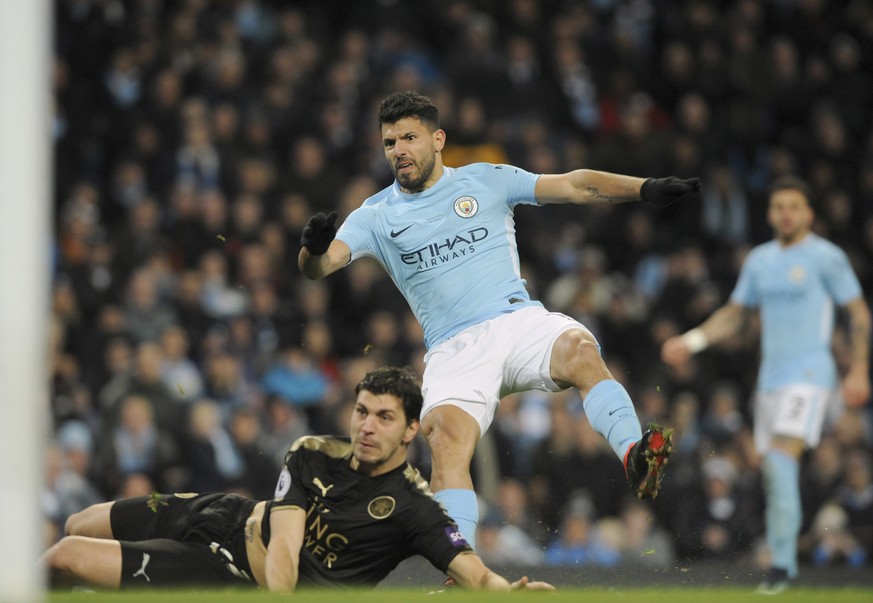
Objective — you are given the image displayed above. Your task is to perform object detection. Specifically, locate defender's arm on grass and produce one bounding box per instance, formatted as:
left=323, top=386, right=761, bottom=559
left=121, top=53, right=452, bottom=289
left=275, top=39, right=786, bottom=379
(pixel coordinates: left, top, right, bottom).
left=264, top=507, right=306, bottom=592
left=446, top=552, right=555, bottom=592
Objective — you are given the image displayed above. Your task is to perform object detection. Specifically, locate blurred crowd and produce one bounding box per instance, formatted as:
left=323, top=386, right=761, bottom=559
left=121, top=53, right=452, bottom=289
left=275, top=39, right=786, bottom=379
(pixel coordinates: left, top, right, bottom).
left=48, top=0, right=873, bottom=572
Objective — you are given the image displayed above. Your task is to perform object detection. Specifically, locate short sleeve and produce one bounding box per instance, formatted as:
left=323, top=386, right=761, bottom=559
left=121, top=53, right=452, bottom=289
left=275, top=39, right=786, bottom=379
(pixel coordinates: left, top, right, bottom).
left=271, top=439, right=309, bottom=510
left=729, top=250, right=759, bottom=308
left=821, top=245, right=862, bottom=305
left=405, top=498, right=473, bottom=572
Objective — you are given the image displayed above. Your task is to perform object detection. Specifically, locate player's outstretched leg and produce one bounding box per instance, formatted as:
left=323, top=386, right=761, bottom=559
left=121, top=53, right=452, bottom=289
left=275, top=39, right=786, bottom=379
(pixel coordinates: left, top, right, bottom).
left=623, top=423, right=673, bottom=499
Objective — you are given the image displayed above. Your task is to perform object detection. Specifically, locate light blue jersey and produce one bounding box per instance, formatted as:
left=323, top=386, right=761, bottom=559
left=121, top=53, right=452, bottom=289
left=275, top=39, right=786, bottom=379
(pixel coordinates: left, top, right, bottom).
left=336, top=163, right=543, bottom=349
left=730, top=233, right=862, bottom=391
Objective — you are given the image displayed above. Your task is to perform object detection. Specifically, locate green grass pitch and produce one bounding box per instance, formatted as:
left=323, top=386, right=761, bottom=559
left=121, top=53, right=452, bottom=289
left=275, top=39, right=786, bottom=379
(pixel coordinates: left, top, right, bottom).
left=47, top=587, right=872, bottom=603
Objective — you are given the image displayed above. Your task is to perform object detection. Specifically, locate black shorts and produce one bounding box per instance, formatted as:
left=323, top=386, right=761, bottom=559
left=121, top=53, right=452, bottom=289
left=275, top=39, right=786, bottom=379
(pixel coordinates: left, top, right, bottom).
left=110, top=493, right=257, bottom=589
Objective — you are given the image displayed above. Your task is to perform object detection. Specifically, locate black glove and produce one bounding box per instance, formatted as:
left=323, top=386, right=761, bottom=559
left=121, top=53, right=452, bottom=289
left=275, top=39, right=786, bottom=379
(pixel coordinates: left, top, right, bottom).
left=300, top=211, right=338, bottom=255
left=640, top=177, right=701, bottom=207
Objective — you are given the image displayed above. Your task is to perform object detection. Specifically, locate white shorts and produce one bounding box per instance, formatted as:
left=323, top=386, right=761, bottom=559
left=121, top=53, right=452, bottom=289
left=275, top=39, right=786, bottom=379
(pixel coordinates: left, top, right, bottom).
left=753, top=384, right=836, bottom=453
left=421, top=306, right=593, bottom=437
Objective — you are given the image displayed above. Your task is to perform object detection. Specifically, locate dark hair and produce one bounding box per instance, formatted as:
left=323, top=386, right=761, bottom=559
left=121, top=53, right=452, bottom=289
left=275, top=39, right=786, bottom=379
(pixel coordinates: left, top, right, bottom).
left=355, top=366, right=423, bottom=424
left=767, top=176, right=816, bottom=209
left=378, top=91, right=440, bottom=131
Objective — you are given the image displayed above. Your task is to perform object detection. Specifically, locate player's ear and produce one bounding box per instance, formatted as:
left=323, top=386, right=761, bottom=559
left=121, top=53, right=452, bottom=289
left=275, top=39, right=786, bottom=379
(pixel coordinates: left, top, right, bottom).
left=433, top=129, right=446, bottom=152
left=403, top=419, right=420, bottom=444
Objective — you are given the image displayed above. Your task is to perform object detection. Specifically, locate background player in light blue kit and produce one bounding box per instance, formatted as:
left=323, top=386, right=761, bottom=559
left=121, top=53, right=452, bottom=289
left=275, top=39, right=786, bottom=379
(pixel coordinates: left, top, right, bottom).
left=662, top=176, right=871, bottom=594
left=300, top=91, right=701, bottom=552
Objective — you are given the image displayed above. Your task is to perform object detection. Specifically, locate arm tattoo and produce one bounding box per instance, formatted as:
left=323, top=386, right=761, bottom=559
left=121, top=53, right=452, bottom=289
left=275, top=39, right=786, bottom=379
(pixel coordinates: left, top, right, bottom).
left=585, top=186, right=618, bottom=204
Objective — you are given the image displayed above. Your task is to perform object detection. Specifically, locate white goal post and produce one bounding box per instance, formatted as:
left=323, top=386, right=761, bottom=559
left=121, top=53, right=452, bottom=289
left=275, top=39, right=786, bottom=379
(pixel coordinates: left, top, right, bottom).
left=0, top=0, right=51, bottom=601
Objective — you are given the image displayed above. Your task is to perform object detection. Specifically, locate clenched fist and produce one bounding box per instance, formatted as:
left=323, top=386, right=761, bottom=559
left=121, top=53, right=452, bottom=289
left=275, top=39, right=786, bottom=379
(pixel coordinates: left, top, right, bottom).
left=641, top=177, right=702, bottom=207
left=300, top=211, right=338, bottom=256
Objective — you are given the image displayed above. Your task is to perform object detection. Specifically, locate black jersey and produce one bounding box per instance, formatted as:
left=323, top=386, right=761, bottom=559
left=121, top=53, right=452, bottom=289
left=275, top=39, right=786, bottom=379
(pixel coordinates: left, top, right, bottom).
left=262, top=435, right=472, bottom=588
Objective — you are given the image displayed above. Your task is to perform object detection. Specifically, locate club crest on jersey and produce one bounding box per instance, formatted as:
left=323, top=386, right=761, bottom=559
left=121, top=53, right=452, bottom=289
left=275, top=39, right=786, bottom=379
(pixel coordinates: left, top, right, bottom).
left=367, top=495, right=396, bottom=519
left=789, top=265, right=806, bottom=284
left=453, top=196, right=478, bottom=218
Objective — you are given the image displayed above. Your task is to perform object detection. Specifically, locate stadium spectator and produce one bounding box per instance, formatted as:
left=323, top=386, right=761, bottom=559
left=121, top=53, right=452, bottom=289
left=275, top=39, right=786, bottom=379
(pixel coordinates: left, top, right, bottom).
left=618, top=495, right=676, bottom=569
left=168, top=269, right=213, bottom=348
left=530, top=404, right=625, bottom=534
left=800, top=435, right=845, bottom=534
left=542, top=493, right=622, bottom=567
left=123, top=268, right=178, bottom=345
left=201, top=350, right=255, bottom=417
left=684, top=455, right=761, bottom=562
left=111, top=198, right=166, bottom=276
left=489, top=479, right=548, bottom=547
left=700, top=381, right=747, bottom=448
left=261, top=346, right=334, bottom=430
left=101, top=342, right=185, bottom=440
left=806, top=502, right=867, bottom=569
left=836, top=448, right=873, bottom=559
left=91, top=393, right=182, bottom=498
left=227, top=406, right=281, bottom=500
left=64, top=239, right=123, bottom=329
left=509, top=390, right=556, bottom=478
left=259, top=394, right=312, bottom=470
left=183, top=399, right=245, bottom=493
left=158, top=323, right=204, bottom=403
left=197, top=249, right=248, bottom=320
left=43, top=423, right=103, bottom=540
left=476, top=514, right=545, bottom=567
left=666, top=390, right=704, bottom=455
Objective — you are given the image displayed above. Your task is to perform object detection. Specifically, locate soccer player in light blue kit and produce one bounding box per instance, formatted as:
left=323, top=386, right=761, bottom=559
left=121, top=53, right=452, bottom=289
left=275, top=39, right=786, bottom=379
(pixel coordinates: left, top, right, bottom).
left=300, top=91, right=699, bottom=553
left=662, top=176, right=871, bottom=594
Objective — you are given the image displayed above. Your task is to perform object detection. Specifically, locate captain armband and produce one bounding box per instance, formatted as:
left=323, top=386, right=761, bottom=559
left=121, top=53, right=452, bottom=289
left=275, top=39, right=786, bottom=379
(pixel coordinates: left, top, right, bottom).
left=681, top=328, right=709, bottom=354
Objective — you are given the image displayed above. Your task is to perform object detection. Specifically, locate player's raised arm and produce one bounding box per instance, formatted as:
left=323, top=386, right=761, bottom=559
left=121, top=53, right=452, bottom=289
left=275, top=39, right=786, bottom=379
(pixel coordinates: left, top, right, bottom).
left=263, top=507, right=306, bottom=592
left=535, top=169, right=700, bottom=207
left=298, top=211, right=351, bottom=279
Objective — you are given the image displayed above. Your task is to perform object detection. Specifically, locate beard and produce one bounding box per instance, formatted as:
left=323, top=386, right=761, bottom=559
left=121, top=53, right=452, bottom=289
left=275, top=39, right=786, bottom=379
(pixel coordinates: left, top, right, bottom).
left=775, top=222, right=807, bottom=244
left=393, top=152, right=436, bottom=192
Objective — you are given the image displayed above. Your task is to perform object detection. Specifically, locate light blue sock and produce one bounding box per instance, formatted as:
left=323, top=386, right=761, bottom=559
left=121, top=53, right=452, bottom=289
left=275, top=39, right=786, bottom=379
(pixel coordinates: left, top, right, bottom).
left=433, top=488, right=479, bottom=551
left=763, top=450, right=801, bottom=578
left=582, top=379, right=643, bottom=460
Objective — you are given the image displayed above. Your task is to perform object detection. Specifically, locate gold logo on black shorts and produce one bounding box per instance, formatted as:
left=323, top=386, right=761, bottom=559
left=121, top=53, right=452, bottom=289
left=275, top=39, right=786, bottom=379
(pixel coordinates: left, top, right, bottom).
left=367, top=496, right=396, bottom=519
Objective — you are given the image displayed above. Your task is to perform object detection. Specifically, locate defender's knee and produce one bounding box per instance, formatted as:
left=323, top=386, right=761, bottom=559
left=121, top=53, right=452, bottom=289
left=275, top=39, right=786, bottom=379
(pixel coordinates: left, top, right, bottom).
left=45, top=537, right=80, bottom=572
left=64, top=510, right=86, bottom=536
left=64, top=507, right=95, bottom=536
left=62, top=501, right=114, bottom=538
